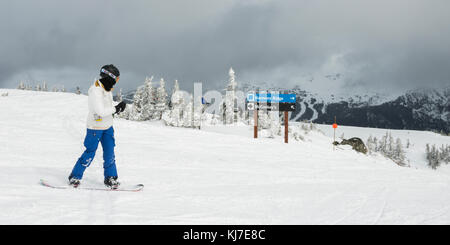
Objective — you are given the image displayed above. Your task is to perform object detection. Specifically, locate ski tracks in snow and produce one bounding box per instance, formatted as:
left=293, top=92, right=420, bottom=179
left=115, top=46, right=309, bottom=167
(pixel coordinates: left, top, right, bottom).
left=332, top=186, right=389, bottom=225
left=372, top=187, right=388, bottom=225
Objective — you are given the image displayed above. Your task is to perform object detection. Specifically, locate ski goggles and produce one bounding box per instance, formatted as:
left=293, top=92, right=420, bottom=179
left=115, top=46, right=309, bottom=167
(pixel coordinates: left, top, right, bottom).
left=101, top=68, right=119, bottom=81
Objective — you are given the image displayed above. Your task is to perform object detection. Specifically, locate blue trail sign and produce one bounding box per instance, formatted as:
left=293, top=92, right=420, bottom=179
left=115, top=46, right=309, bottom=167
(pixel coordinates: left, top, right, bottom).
left=247, top=93, right=296, bottom=103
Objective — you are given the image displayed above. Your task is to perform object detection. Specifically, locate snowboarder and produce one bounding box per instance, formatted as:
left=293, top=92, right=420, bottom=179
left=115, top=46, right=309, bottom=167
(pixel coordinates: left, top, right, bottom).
left=68, top=64, right=126, bottom=189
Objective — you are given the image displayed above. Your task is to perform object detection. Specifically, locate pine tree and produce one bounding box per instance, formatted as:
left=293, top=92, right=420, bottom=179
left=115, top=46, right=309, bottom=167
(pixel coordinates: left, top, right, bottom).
left=141, top=76, right=156, bottom=120
left=130, top=76, right=155, bottom=121
left=445, top=145, right=450, bottom=164
left=117, top=88, right=123, bottom=102
left=267, top=111, right=281, bottom=138
left=182, top=95, right=194, bottom=127
left=192, top=94, right=204, bottom=129
left=257, top=109, right=271, bottom=129
left=17, top=81, right=25, bottom=90
left=163, top=80, right=182, bottom=126
left=366, top=136, right=374, bottom=154
left=387, top=132, right=394, bottom=158
left=222, top=67, right=238, bottom=124
left=379, top=132, right=388, bottom=154
left=42, top=81, right=48, bottom=91
left=171, top=80, right=180, bottom=107
left=130, top=84, right=146, bottom=120
left=394, top=138, right=406, bottom=166
left=373, top=136, right=378, bottom=152
left=428, top=145, right=439, bottom=169
left=154, top=78, right=168, bottom=120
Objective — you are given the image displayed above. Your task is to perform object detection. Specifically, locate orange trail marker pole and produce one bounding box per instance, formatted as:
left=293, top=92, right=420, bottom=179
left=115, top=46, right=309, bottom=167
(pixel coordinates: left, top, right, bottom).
left=332, top=116, right=338, bottom=150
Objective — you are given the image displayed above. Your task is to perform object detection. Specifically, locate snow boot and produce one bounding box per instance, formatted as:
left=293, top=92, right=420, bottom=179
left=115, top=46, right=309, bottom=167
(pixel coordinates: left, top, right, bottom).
left=68, top=176, right=81, bottom=188
left=104, top=176, right=120, bottom=189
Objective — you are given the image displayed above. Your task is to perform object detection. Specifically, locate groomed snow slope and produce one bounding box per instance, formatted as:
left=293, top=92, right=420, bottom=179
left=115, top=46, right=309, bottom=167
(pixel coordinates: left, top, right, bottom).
left=1, top=89, right=450, bottom=225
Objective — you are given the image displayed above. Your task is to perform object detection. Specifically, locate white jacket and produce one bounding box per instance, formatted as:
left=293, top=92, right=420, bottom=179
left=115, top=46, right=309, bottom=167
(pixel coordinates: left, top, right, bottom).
left=86, top=80, right=117, bottom=130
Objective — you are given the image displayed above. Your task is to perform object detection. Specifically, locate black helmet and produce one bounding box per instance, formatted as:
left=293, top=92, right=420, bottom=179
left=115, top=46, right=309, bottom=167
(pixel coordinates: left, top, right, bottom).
left=100, top=64, right=120, bottom=79
left=99, top=64, right=120, bottom=92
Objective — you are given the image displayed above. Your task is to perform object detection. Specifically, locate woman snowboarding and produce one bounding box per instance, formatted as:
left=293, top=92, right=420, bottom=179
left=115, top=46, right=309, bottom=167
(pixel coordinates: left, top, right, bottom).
left=68, top=64, right=126, bottom=189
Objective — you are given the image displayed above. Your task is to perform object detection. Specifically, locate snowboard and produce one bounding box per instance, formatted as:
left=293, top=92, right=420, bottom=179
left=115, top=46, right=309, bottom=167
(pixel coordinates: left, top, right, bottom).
left=40, top=179, right=144, bottom=192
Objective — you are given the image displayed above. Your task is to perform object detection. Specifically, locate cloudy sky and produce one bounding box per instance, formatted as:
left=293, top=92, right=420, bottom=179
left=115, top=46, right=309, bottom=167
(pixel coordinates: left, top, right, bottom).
left=1, top=0, right=449, bottom=95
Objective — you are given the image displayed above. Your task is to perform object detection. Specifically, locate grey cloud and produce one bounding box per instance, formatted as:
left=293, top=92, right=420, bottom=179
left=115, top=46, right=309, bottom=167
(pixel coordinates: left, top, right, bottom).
left=1, top=0, right=449, bottom=95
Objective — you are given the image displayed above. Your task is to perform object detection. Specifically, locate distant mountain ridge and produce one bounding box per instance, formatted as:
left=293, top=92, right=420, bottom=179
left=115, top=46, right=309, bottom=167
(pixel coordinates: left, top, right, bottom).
left=289, top=86, right=450, bottom=134
left=119, top=84, right=450, bottom=133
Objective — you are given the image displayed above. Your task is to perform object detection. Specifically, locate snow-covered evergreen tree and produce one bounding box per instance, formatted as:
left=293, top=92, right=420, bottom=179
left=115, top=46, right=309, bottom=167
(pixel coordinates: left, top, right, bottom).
left=153, top=78, right=168, bottom=120
left=387, top=132, right=395, bottom=158
left=373, top=136, right=378, bottom=152
left=426, top=144, right=450, bottom=169
left=17, top=81, right=25, bottom=90
left=430, top=145, right=439, bottom=169
left=171, top=80, right=180, bottom=108
left=182, top=95, right=194, bottom=127
left=141, top=76, right=156, bottom=120
left=222, top=67, right=238, bottom=124
left=117, top=88, right=123, bottom=102
left=257, top=109, right=271, bottom=129
left=445, top=145, right=450, bottom=164
left=42, top=81, right=48, bottom=91
left=130, top=76, right=155, bottom=121
left=118, top=103, right=132, bottom=120
left=130, top=84, right=145, bottom=120
left=192, top=94, right=204, bottom=129
left=393, top=138, right=406, bottom=166
left=368, top=133, right=407, bottom=166
left=366, top=136, right=375, bottom=154
left=267, top=111, right=281, bottom=138
left=162, top=80, right=186, bottom=127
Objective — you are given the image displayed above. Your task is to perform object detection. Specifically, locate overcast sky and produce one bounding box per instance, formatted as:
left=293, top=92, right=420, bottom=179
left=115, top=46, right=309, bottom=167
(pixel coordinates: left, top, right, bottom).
left=1, top=0, right=449, bottom=95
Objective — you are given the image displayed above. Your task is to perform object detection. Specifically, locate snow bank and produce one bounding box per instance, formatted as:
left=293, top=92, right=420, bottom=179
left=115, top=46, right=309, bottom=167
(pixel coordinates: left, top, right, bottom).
left=1, top=89, right=450, bottom=224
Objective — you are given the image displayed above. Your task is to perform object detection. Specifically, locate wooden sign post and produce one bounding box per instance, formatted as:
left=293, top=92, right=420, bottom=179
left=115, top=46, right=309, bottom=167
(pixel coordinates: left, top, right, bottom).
left=247, top=92, right=296, bottom=142
left=254, top=110, right=258, bottom=139
left=284, top=111, right=289, bottom=143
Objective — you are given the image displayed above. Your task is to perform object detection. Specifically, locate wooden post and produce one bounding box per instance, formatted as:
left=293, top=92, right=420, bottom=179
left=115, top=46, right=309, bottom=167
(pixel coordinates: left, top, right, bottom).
left=254, top=110, right=258, bottom=139
left=284, top=111, right=289, bottom=143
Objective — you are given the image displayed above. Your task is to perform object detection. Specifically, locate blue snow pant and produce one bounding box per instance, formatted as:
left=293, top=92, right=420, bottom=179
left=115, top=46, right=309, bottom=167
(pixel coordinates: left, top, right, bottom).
left=70, top=127, right=118, bottom=180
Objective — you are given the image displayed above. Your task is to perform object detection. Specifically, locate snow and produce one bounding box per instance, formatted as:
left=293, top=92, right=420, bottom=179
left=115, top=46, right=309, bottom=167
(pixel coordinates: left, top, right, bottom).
left=1, top=88, right=450, bottom=224
left=314, top=123, right=449, bottom=169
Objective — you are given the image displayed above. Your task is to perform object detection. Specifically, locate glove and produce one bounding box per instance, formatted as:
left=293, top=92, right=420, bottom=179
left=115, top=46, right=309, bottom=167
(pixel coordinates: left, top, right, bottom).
left=115, top=101, right=126, bottom=114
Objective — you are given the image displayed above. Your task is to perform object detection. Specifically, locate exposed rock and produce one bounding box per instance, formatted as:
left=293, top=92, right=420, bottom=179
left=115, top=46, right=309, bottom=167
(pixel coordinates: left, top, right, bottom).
left=337, top=137, right=368, bottom=154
